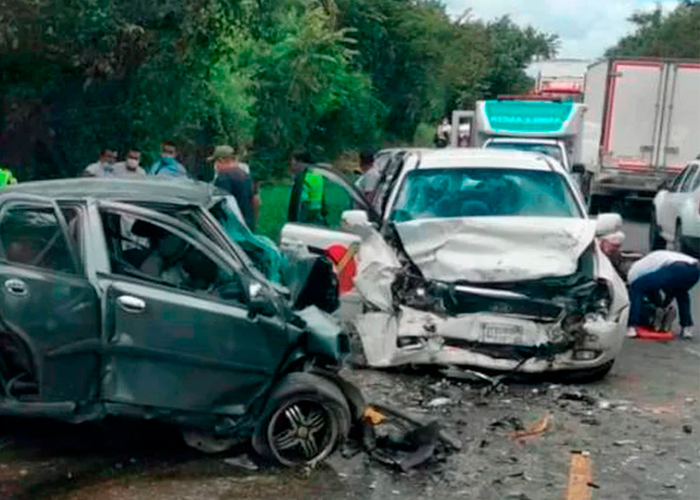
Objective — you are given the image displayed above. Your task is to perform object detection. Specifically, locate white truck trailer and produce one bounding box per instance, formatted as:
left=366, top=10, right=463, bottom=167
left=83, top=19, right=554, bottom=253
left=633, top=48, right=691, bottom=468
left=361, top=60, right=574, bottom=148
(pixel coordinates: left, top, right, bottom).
left=582, top=58, right=700, bottom=210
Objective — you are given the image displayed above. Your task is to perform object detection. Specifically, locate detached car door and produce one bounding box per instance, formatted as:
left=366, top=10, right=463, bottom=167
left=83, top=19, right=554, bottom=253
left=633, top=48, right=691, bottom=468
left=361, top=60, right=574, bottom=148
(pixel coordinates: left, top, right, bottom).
left=281, top=167, right=380, bottom=304
left=91, top=201, right=288, bottom=416
left=0, top=195, right=100, bottom=403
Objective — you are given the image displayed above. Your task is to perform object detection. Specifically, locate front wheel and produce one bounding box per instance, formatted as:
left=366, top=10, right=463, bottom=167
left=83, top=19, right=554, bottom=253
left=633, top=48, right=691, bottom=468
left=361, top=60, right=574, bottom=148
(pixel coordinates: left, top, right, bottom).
left=252, top=372, right=351, bottom=467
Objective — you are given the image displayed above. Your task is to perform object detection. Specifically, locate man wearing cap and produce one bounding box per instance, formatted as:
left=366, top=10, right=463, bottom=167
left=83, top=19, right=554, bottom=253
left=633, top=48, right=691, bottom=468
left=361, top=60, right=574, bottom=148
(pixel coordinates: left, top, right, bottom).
left=211, top=145, right=256, bottom=230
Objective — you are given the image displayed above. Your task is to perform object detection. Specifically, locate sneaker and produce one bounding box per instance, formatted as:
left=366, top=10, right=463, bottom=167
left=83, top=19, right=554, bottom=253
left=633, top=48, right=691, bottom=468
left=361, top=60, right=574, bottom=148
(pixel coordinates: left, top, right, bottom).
left=681, top=327, right=695, bottom=340
left=627, top=327, right=638, bottom=338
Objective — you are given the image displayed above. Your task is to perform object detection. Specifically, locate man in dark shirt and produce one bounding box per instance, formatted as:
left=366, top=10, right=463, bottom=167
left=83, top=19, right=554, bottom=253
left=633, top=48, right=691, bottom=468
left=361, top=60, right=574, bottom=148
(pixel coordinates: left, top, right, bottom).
left=211, top=145, right=256, bottom=230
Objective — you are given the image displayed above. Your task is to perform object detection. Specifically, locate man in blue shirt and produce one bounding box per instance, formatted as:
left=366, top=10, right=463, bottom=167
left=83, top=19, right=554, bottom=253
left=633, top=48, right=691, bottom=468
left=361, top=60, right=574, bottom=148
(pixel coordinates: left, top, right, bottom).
left=149, top=141, right=188, bottom=178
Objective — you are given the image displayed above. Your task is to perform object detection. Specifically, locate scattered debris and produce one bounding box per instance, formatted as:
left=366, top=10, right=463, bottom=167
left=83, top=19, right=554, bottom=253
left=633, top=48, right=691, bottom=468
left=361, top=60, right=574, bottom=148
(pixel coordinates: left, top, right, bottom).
left=223, top=455, right=259, bottom=472
left=426, top=397, right=453, bottom=408
left=598, top=401, right=611, bottom=410
left=581, top=417, right=601, bottom=426
left=559, top=391, right=597, bottom=406
left=490, top=416, right=525, bottom=432
left=613, top=440, right=637, bottom=447
left=359, top=403, right=462, bottom=472
left=509, top=413, right=552, bottom=440
left=682, top=424, right=693, bottom=434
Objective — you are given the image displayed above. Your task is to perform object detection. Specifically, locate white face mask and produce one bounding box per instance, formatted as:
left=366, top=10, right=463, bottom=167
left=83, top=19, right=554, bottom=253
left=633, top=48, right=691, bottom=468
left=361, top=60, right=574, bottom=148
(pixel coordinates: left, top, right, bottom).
left=126, top=158, right=139, bottom=169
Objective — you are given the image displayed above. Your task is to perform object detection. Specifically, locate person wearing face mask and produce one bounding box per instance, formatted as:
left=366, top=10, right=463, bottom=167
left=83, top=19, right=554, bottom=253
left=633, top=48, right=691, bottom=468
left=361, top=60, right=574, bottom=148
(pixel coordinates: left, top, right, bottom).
left=149, top=141, right=188, bottom=178
left=113, top=149, right=147, bottom=178
left=82, top=148, right=118, bottom=177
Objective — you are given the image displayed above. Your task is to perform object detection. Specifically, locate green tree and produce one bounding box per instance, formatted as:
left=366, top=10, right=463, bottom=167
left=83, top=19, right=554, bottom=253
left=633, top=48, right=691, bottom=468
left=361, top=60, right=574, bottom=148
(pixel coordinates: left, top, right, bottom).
left=607, top=1, right=700, bottom=58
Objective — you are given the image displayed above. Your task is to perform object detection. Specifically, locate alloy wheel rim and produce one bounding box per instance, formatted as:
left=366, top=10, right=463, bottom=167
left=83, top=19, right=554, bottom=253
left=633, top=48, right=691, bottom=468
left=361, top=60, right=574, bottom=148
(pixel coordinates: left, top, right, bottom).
left=267, top=400, right=336, bottom=466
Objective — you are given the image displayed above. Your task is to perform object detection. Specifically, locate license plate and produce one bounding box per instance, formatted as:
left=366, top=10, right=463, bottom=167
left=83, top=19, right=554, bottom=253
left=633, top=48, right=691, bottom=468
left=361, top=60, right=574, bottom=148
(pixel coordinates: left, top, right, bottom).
left=481, top=323, right=524, bottom=345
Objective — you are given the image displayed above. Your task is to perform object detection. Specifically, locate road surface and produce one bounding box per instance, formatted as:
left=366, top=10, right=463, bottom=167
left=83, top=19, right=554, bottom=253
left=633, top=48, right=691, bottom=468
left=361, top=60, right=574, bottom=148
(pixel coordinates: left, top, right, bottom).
left=1, top=215, right=698, bottom=500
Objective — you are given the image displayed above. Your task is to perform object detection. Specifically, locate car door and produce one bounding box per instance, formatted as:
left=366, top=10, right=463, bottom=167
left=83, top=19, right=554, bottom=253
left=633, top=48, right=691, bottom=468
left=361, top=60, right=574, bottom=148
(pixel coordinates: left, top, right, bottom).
left=281, top=167, right=383, bottom=316
left=0, top=194, right=100, bottom=403
left=91, top=201, right=289, bottom=415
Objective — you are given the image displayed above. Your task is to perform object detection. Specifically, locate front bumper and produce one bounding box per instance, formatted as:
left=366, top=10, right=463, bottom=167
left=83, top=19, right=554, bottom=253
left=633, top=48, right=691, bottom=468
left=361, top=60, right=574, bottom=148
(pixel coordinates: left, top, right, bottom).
left=354, top=308, right=626, bottom=373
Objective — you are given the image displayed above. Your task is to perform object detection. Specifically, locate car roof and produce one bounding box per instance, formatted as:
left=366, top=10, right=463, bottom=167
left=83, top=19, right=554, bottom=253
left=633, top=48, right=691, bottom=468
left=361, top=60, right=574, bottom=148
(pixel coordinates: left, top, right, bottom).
left=3, top=178, right=226, bottom=206
left=408, top=148, right=561, bottom=173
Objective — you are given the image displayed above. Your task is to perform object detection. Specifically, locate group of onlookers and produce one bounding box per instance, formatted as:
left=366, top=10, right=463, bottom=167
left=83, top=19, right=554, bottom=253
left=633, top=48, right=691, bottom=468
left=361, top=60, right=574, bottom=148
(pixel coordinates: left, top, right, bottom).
left=81, top=141, right=259, bottom=230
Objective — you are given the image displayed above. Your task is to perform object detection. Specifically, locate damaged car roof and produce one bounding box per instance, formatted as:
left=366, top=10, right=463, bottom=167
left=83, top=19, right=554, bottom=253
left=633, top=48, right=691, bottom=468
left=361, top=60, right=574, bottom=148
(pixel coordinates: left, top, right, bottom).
left=411, top=149, right=562, bottom=173
left=4, top=178, right=223, bottom=205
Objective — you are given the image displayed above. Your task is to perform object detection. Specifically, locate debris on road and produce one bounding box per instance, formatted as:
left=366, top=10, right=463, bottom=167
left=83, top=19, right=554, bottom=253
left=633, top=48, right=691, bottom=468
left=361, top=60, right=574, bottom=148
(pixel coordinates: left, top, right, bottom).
left=357, top=403, right=462, bottom=472
left=613, top=440, right=637, bottom=447
left=223, top=455, right=259, bottom=472
left=682, top=424, right=693, bottom=434
left=509, top=413, right=552, bottom=440
left=559, top=391, right=597, bottom=406
left=426, top=397, right=453, bottom=408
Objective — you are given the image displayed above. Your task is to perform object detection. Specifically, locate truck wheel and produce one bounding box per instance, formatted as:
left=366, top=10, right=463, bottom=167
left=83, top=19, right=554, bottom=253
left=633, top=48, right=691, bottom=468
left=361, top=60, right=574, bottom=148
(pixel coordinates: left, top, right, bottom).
left=252, top=372, right=351, bottom=467
left=649, top=212, right=666, bottom=250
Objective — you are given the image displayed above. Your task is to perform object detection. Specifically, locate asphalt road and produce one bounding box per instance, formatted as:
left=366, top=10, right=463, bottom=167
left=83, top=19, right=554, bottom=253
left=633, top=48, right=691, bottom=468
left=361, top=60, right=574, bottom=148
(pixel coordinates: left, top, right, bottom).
left=0, top=214, right=698, bottom=500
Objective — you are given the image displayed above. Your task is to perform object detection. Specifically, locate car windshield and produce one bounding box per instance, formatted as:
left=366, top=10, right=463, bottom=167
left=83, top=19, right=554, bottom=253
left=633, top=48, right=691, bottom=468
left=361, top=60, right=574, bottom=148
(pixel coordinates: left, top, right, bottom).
left=390, top=167, right=582, bottom=221
left=485, top=142, right=564, bottom=164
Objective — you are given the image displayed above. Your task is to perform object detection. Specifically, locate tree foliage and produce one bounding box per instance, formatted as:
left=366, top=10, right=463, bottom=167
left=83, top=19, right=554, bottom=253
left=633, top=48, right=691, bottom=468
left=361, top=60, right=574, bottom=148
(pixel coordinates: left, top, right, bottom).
left=607, top=1, right=700, bottom=58
left=0, top=0, right=558, bottom=180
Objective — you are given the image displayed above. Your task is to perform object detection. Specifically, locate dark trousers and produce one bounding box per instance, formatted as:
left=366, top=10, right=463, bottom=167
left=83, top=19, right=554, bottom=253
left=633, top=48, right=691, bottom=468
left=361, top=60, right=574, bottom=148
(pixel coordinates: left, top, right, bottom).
left=629, top=263, right=700, bottom=328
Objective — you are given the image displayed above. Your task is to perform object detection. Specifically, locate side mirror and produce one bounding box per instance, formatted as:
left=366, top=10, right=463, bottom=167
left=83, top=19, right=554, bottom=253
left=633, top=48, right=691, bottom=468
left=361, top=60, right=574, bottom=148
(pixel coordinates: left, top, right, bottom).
left=341, top=209, right=371, bottom=228
left=596, top=212, right=623, bottom=237
left=572, top=164, right=586, bottom=175
left=247, top=282, right=277, bottom=318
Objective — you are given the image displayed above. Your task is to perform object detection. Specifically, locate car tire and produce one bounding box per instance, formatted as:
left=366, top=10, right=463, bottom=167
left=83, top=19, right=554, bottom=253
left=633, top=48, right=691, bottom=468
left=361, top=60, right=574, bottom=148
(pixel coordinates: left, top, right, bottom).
left=673, top=221, right=684, bottom=253
left=649, top=212, right=666, bottom=250
left=564, top=360, right=615, bottom=384
left=252, top=372, right=351, bottom=467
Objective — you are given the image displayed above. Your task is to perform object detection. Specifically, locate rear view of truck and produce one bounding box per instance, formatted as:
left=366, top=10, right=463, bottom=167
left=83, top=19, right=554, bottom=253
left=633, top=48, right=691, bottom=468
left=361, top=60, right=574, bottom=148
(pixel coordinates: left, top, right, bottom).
left=583, top=58, right=700, bottom=211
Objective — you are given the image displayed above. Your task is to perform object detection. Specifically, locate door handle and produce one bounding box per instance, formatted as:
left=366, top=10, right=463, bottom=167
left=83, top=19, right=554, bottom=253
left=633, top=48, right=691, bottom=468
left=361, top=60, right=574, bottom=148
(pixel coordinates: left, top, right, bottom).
left=117, top=295, right=146, bottom=314
left=4, top=279, right=28, bottom=297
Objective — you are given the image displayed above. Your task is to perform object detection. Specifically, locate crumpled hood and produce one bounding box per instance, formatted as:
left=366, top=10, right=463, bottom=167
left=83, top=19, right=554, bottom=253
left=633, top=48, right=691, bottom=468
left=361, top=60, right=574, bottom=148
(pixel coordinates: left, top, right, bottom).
left=394, top=217, right=597, bottom=283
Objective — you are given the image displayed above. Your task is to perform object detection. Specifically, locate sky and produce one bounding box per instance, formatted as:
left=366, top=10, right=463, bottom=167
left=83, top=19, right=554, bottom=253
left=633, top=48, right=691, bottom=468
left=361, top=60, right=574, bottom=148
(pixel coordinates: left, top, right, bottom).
left=444, top=0, right=680, bottom=59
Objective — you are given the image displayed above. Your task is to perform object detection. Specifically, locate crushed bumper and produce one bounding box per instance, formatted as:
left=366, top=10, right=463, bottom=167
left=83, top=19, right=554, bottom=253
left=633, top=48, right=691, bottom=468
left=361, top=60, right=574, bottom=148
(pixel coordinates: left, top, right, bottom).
left=354, top=307, right=625, bottom=372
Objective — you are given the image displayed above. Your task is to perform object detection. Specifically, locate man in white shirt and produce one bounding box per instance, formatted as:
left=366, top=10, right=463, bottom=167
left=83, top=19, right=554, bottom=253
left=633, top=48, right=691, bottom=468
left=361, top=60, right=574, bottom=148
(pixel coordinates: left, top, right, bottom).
left=627, top=250, right=700, bottom=339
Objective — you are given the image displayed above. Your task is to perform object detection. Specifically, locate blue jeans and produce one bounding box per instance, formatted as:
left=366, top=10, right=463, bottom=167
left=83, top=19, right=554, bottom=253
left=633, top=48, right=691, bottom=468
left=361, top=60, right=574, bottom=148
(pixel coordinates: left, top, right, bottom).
left=629, top=263, right=700, bottom=328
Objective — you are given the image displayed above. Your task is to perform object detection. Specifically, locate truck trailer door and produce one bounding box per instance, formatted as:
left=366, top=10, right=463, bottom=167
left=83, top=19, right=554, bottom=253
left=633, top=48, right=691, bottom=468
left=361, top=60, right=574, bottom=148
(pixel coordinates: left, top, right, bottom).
left=657, top=63, right=700, bottom=174
left=602, top=61, right=665, bottom=172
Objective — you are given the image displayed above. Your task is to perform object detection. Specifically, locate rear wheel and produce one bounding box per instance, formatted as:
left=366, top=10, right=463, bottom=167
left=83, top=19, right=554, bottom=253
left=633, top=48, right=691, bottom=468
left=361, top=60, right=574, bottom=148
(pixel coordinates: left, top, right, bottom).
left=649, top=212, right=666, bottom=250
left=252, top=372, right=350, bottom=467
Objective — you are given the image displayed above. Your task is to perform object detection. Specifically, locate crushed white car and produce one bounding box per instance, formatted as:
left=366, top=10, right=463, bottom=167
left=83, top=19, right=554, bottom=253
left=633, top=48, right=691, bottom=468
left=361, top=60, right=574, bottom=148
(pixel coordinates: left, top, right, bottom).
left=282, top=149, right=630, bottom=380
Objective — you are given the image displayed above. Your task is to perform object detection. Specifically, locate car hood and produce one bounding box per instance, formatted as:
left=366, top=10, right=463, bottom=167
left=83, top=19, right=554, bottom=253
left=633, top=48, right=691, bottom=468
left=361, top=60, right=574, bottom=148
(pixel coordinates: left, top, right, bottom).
left=393, top=217, right=597, bottom=284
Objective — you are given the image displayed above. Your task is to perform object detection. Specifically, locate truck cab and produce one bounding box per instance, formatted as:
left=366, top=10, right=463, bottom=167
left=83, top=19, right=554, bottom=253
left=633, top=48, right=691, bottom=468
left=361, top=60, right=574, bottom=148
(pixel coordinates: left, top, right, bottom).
left=470, top=98, right=587, bottom=175
left=483, top=137, right=571, bottom=171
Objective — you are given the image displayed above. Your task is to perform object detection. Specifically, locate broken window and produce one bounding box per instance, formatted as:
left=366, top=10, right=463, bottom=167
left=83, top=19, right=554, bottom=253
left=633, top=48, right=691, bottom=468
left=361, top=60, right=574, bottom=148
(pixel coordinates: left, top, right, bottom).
left=0, top=204, right=77, bottom=274
left=390, top=168, right=582, bottom=221
left=100, top=210, right=234, bottom=295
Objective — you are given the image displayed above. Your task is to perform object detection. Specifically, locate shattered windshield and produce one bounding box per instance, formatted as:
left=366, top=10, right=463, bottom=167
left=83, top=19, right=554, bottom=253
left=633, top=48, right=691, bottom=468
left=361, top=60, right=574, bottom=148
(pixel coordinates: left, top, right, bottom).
left=485, top=142, right=564, bottom=164
left=390, top=168, right=582, bottom=221
left=209, top=197, right=286, bottom=283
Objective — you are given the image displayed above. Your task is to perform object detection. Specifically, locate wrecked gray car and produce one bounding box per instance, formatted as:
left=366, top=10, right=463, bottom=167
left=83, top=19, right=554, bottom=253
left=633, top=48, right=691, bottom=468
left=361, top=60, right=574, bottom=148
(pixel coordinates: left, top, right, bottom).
left=0, top=180, right=360, bottom=466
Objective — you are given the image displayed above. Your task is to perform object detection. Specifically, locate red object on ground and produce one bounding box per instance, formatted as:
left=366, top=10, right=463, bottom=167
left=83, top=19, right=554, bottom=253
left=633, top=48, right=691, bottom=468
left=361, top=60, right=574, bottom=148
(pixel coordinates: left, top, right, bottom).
left=635, top=327, right=675, bottom=341
left=325, top=244, right=358, bottom=295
